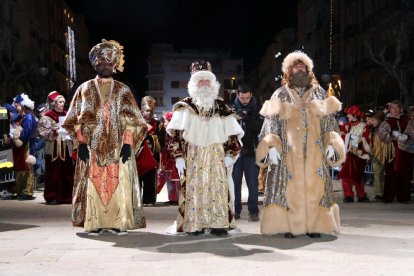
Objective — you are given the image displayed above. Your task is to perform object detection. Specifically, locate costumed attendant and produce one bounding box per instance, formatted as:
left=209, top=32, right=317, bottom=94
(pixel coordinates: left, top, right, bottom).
left=367, top=110, right=389, bottom=201
left=9, top=93, right=37, bottom=200
left=138, top=96, right=163, bottom=206
left=157, top=111, right=180, bottom=204
left=256, top=51, right=346, bottom=238
left=38, top=91, right=75, bottom=205
left=63, top=39, right=148, bottom=234
left=378, top=101, right=413, bottom=203
left=166, top=60, right=244, bottom=236
left=338, top=105, right=371, bottom=203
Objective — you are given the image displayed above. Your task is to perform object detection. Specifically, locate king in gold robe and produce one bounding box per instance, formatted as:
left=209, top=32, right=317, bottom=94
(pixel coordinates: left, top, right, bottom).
left=166, top=60, right=244, bottom=235
left=63, top=40, right=147, bottom=233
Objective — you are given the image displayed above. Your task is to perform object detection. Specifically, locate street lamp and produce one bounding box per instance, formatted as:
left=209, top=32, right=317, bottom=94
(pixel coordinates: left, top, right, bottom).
left=39, top=67, right=48, bottom=102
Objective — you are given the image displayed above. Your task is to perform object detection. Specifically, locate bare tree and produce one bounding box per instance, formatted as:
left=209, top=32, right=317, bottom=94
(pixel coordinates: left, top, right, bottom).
left=364, top=22, right=410, bottom=106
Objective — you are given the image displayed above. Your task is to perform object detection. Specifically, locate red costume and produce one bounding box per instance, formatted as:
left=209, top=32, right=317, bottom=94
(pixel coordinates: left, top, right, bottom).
left=38, top=92, right=75, bottom=204
left=157, top=112, right=180, bottom=203
left=378, top=114, right=413, bottom=202
left=339, top=105, right=371, bottom=202
left=136, top=96, right=163, bottom=205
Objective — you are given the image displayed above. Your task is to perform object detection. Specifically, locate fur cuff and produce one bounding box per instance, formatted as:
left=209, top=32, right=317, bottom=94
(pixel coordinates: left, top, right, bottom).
left=256, top=134, right=282, bottom=168
left=14, top=139, right=23, bottom=147
left=26, top=155, right=36, bottom=165
left=309, top=96, right=342, bottom=117
left=323, top=131, right=346, bottom=167
left=260, top=99, right=291, bottom=120
left=13, top=126, right=22, bottom=139
left=325, top=96, right=342, bottom=114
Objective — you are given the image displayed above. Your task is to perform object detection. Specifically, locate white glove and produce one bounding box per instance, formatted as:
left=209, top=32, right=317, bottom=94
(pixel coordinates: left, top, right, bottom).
left=397, top=134, right=408, bottom=141
left=175, top=157, right=186, bottom=175
left=350, top=134, right=361, bottom=143
left=9, top=129, right=14, bottom=139
left=57, top=128, right=68, bottom=137
left=326, top=145, right=335, bottom=159
left=268, top=147, right=281, bottom=165
left=392, top=130, right=402, bottom=138
left=350, top=140, right=359, bottom=148
left=224, top=156, right=233, bottom=168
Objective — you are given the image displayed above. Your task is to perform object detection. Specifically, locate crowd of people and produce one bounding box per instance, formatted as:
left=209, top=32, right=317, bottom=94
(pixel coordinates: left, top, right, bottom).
left=336, top=101, right=414, bottom=204
left=0, top=39, right=413, bottom=239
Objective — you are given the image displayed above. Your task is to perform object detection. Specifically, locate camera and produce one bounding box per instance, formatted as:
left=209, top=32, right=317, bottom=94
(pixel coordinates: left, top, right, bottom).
left=235, top=109, right=247, bottom=119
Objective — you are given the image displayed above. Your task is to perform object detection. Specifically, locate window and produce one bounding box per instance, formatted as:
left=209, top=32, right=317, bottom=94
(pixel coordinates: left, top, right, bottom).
left=171, top=64, right=189, bottom=72
left=154, top=96, right=164, bottom=107
left=171, top=81, right=179, bottom=88
left=179, top=81, right=187, bottom=88
left=149, top=78, right=163, bottom=90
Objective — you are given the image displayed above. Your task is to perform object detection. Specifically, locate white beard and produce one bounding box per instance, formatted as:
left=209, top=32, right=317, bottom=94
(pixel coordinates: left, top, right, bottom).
left=188, top=80, right=220, bottom=113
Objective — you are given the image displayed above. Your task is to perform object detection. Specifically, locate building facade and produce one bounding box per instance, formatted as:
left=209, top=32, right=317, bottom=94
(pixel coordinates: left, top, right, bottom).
left=336, top=0, right=414, bottom=109
left=0, top=0, right=91, bottom=104
left=146, top=44, right=244, bottom=117
left=252, top=0, right=414, bottom=109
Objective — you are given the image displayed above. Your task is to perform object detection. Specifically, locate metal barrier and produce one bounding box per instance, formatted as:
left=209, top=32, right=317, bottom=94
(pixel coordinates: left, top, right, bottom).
left=363, top=162, right=374, bottom=174
left=0, top=169, right=15, bottom=184
left=331, top=161, right=414, bottom=188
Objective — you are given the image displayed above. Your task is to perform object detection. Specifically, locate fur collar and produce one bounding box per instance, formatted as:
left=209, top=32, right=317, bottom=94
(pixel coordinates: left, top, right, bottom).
left=260, top=92, right=341, bottom=120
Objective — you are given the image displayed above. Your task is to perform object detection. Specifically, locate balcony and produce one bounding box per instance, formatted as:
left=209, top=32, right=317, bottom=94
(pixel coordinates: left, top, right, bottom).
left=145, top=70, right=164, bottom=78
left=146, top=88, right=164, bottom=94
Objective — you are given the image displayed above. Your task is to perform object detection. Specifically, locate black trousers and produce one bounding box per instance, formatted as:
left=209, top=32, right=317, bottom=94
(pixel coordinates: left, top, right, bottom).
left=141, top=168, right=157, bottom=204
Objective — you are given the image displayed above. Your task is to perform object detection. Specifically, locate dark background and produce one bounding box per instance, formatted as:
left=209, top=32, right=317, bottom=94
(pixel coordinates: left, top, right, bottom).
left=67, top=0, right=298, bottom=94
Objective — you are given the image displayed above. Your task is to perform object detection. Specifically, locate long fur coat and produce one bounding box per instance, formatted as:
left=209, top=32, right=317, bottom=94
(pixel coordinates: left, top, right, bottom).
left=256, top=84, right=346, bottom=236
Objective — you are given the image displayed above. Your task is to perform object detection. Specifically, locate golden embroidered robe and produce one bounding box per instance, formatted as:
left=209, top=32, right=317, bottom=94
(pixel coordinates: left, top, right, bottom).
left=63, top=77, right=147, bottom=231
left=166, top=98, right=244, bottom=233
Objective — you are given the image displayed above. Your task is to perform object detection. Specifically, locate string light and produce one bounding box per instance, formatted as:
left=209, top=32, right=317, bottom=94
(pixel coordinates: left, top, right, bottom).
left=329, top=0, right=333, bottom=70
left=67, top=26, right=76, bottom=88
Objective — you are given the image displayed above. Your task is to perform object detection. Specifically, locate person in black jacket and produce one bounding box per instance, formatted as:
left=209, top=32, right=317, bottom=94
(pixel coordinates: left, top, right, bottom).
left=232, top=84, right=263, bottom=221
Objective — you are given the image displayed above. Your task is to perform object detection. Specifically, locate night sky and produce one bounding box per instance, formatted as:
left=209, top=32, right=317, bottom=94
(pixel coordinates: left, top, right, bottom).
left=67, top=0, right=298, bottom=94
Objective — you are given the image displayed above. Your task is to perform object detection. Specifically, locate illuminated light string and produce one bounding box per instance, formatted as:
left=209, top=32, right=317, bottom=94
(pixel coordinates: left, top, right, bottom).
left=327, top=0, right=337, bottom=97
left=67, top=26, right=77, bottom=88
left=329, top=0, right=333, bottom=70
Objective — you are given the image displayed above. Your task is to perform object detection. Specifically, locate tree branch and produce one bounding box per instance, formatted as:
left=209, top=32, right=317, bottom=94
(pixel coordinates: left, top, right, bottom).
left=364, top=40, right=382, bottom=65
left=392, top=23, right=404, bottom=69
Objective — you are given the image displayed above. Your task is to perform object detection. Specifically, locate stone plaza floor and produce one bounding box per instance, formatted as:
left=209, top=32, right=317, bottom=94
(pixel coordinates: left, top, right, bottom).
left=0, top=180, right=413, bottom=275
